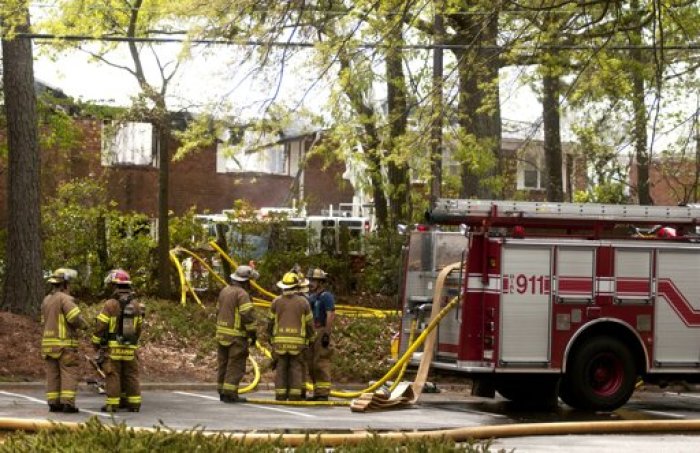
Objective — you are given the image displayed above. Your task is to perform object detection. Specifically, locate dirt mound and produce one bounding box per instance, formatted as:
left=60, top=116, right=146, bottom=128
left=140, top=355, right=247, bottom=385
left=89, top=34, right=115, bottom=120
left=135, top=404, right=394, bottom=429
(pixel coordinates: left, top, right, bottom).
left=0, top=310, right=213, bottom=383
left=0, top=311, right=44, bottom=380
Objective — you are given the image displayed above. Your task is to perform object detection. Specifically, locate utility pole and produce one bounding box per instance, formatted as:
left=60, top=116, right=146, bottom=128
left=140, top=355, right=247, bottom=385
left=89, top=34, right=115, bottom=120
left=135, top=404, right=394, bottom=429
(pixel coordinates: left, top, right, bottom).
left=429, top=1, right=444, bottom=205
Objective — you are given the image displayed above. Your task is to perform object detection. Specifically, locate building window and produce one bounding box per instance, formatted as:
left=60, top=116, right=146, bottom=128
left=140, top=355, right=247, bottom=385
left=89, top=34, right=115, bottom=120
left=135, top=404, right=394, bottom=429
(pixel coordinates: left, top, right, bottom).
left=101, top=122, right=155, bottom=167
left=518, top=160, right=544, bottom=190
left=216, top=130, right=299, bottom=176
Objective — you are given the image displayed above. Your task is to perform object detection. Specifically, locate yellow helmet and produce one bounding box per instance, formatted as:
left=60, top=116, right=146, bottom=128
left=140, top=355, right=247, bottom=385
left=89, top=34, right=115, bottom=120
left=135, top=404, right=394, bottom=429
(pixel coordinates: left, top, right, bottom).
left=47, top=268, right=78, bottom=284
left=276, top=272, right=300, bottom=290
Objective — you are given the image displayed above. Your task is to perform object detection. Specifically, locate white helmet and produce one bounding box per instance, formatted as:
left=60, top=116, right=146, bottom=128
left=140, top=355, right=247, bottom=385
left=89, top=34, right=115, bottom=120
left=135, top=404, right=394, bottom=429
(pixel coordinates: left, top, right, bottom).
left=231, top=265, right=260, bottom=282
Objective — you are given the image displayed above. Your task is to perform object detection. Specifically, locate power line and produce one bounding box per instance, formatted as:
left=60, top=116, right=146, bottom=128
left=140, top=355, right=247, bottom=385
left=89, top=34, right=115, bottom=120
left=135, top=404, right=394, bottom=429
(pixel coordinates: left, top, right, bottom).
left=17, top=32, right=700, bottom=52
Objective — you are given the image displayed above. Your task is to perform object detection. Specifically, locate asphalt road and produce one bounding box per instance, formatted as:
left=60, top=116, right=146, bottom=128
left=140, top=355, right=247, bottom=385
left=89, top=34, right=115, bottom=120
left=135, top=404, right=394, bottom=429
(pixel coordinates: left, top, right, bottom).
left=1, top=385, right=699, bottom=451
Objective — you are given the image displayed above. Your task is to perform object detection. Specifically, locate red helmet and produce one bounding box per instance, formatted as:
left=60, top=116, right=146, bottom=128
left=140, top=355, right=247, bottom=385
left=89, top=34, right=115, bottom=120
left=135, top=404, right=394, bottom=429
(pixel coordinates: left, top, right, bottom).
left=104, top=269, right=132, bottom=286
left=656, top=227, right=677, bottom=239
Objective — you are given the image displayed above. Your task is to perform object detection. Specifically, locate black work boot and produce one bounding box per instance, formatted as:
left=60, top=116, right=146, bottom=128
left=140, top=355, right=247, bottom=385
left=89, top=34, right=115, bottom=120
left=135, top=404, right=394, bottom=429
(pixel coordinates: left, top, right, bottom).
left=313, top=395, right=329, bottom=401
left=221, top=394, right=247, bottom=403
left=62, top=405, right=79, bottom=413
left=48, top=403, right=64, bottom=412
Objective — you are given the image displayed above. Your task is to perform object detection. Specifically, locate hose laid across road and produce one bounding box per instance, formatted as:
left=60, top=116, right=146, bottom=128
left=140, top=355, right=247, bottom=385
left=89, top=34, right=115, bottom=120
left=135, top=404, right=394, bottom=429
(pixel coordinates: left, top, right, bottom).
left=2, top=417, right=700, bottom=447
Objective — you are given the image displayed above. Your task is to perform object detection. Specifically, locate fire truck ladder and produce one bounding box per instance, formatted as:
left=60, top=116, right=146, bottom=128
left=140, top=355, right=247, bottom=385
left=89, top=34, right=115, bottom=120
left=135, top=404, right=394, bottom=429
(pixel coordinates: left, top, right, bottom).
left=427, top=199, right=700, bottom=233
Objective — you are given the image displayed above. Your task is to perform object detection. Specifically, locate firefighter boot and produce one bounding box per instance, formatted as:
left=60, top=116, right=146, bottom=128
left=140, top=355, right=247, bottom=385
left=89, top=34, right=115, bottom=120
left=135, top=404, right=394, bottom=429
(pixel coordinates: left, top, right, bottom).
left=48, top=403, right=64, bottom=412
left=221, top=394, right=247, bottom=403
left=62, top=405, right=80, bottom=413
left=101, top=404, right=118, bottom=413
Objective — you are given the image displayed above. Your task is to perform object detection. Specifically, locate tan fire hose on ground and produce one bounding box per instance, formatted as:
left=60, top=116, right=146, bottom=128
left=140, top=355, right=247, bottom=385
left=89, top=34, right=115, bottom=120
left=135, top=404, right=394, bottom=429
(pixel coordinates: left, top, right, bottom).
left=350, top=262, right=462, bottom=411
left=2, top=417, right=700, bottom=447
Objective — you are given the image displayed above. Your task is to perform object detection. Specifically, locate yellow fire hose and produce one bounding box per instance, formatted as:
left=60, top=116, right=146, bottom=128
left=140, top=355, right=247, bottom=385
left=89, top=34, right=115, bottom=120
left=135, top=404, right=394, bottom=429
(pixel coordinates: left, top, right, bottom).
left=207, top=241, right=397, bottom=318
left=169, top=246, right=461, bottom=402
left=2, top=417, right=700, bottom=447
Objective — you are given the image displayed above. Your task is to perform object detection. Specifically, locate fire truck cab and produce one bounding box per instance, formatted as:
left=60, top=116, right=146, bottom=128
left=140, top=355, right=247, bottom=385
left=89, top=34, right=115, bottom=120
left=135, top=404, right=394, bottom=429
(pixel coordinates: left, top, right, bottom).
left=398, top=199, right=700, bottom=411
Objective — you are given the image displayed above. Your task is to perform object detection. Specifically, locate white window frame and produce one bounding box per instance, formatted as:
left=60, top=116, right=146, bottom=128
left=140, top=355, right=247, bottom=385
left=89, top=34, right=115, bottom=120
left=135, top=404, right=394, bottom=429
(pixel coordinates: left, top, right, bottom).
left=101, top=121, right=155, bottom=167
left=216, top=130, right=300, bottom=176
left=518, top=157, right=544, bottom=191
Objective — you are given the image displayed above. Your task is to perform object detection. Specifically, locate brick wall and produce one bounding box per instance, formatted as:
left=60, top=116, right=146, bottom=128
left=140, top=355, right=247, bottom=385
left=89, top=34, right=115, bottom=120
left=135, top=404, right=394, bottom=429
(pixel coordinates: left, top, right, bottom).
left=0, top=118, right=355, bottom=225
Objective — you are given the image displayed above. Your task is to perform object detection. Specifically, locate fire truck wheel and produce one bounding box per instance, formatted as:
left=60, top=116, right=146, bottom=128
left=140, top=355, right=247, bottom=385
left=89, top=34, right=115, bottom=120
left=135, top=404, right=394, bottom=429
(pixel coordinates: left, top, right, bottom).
left=567, top=336, right=636, bottom=411
left=558, top=377, right=577, bottom=408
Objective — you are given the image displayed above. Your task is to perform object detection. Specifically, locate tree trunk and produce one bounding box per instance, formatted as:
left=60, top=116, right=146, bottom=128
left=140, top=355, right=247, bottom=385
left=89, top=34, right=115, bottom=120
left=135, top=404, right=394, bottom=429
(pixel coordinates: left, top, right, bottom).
left=385, top=32, right=409, bottom=225
left=1, top=11, right=44, bottom=315
left=156, top=123, right=172, bottom=298
left=542, top=73, right=564, bottom=202
left=430, top=7, right=444, bottom=205
left=337, top=55, right=389, bottom=230
left=450, top=12, right=502, bottom=199
left=630, top=0, right=651, bottom=205
left=366, top=138, right=389, bottom=231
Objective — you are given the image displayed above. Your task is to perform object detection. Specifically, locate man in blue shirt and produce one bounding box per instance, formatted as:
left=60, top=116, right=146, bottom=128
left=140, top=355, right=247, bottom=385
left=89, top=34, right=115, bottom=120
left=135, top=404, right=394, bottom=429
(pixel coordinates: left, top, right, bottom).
left=305, top=268, right=336, bottom=400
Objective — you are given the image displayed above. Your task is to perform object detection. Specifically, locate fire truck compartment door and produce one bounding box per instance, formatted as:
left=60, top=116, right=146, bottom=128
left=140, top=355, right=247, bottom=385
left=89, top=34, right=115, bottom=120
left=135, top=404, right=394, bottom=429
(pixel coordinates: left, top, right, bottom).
left=500, top=245, right=552, bottom=364
left=654, top=250, right=700, bottom=366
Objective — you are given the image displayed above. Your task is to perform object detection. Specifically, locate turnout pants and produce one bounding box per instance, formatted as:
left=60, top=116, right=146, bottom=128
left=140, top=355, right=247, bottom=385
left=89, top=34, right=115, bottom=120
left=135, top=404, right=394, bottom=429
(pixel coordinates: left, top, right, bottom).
left=217, top=338, right=249, bottom=397
left=307, top=333, right=333, bottom=397
left=103, top=356, right=141, bottom=410
left=45, top=348, right=80, bottom=407
left=274, top=352, right=303, bottom=400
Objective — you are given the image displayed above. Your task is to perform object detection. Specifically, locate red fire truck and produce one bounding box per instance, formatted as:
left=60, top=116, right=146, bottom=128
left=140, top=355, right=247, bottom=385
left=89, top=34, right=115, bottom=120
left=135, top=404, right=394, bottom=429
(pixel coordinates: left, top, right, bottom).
left=398, top=199, right=700, bottom=411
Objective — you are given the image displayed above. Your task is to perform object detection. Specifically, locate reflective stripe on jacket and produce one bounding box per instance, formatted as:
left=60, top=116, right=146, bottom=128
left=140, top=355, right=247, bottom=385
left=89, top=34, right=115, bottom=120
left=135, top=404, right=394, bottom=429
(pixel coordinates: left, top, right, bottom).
left=267, top=294, right=315, bottom=355
left=216, top=284, right=256, bottom=346
left=41, top=291, right=83, bottom=358
left=92, top=291, right=143, bottom=361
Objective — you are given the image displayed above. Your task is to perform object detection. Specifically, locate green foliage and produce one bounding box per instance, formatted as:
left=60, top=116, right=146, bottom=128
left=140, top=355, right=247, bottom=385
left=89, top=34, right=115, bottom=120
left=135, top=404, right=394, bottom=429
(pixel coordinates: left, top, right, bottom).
left=42, top=179, right=110, bottom=294
left=573, top=183, right=628, bottom=204
left=0, top=417, right=496, bottom=452
left=332, top=314, right=398, bottom=383
left=106, top=212, right=157, bottom=294
left=358, top=230, right=404, bottom=296
left=169, top=207, right=205, bottom=251
left=172, top=115, right=218, bottom=161
left=41, top=178, right=208, bottom=296
left=42, top=179, right=157, bottom=295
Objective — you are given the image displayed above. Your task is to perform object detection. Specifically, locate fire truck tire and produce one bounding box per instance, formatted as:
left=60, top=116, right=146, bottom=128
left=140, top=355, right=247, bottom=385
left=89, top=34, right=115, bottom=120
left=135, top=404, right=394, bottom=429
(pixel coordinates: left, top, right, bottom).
left=566, top=336, right=636, bottom=411
left=558, top=377, right=577, bottom=408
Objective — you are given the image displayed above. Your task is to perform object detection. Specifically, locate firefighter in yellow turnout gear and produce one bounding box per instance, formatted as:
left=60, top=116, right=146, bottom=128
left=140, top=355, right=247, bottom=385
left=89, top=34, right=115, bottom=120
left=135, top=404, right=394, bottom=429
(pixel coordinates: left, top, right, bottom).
left=91, top=269, right=144, bottom=413
left=267, top=272, right=315, bottom=401
left=41, top=268, right=87, bottom=413
left=216, top=265, right=259, bottom=403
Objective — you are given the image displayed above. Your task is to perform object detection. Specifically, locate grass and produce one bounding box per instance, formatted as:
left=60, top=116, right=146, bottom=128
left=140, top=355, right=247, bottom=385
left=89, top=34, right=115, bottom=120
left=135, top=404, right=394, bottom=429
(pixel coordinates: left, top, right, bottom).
left=0, top=418, right=503, bottom=452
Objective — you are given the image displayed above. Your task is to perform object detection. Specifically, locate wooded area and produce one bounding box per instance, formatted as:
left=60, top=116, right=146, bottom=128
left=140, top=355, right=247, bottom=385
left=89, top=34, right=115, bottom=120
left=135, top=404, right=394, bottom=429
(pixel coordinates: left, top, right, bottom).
left=1, top=0, right=699, bottom=314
